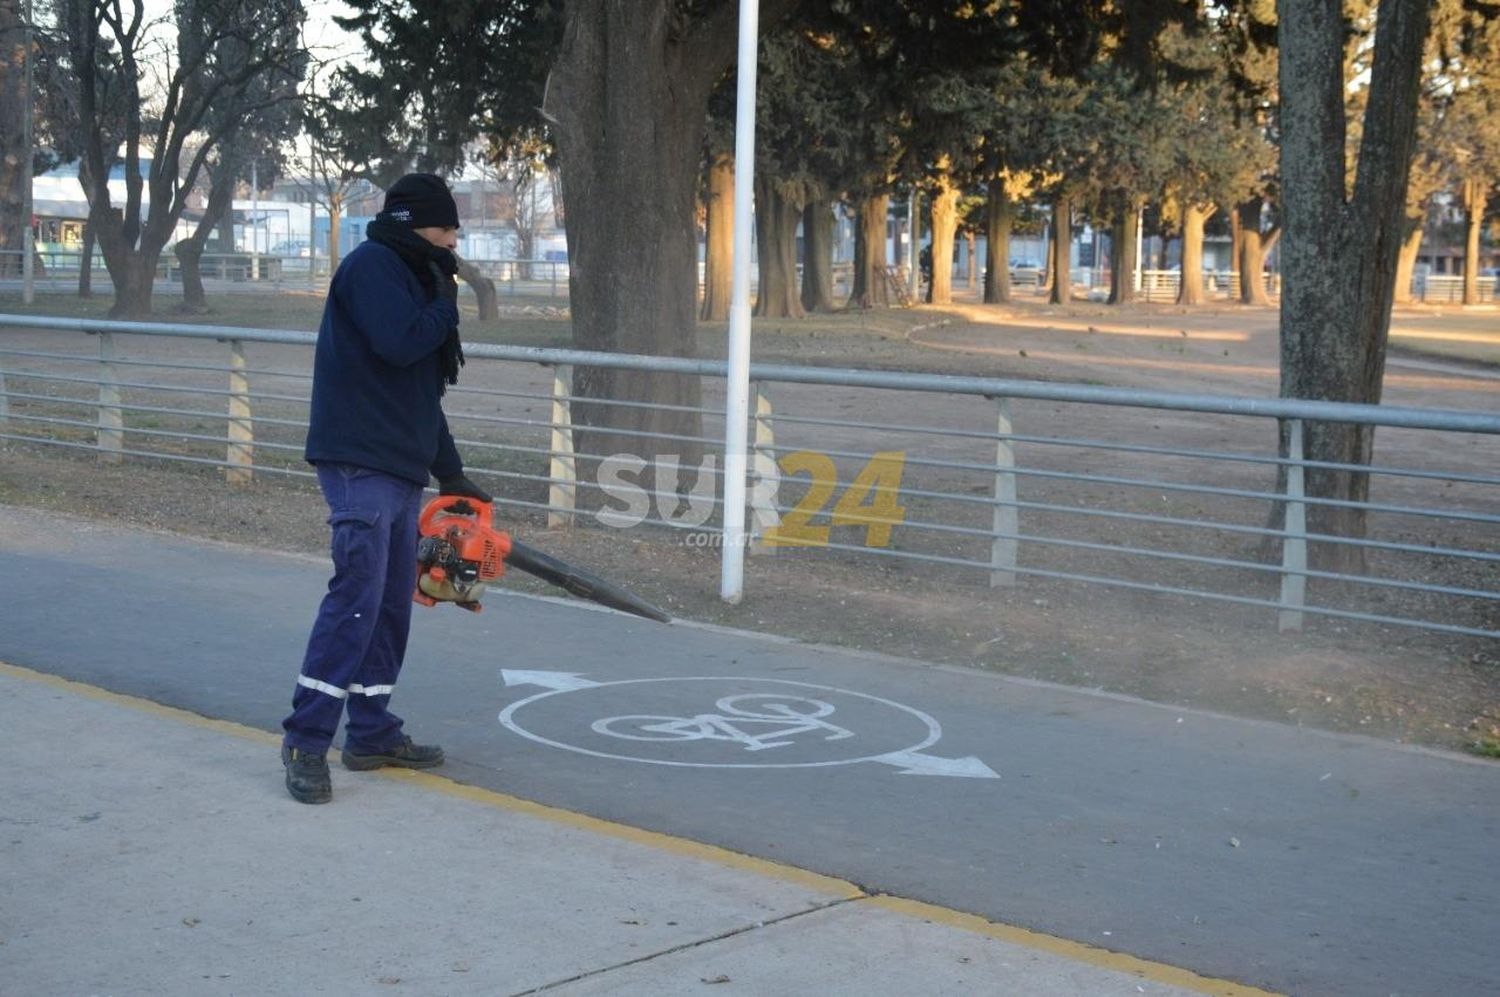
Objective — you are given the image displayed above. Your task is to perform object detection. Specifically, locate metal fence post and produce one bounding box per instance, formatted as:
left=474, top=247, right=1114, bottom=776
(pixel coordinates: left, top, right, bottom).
left=226, top=338, right=254, bottom=485
left=989, top=395, right=1019, bottom=587
left=749, top=381, right=780, bottom=554
left=96, top=331, right=123, bottom=462
left=1278, top=418, right=1308, bottom=632
left=0, top=353, right=9, bottom=427
left=547, top=363, right=576, bottom=527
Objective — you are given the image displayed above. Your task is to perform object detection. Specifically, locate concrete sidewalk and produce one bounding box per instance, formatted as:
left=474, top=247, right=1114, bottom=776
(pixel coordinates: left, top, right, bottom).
left=1, top=664, right=1256, bottom=996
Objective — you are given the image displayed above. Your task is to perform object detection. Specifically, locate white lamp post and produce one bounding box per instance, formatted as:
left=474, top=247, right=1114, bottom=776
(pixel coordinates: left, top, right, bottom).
left=719, top=0, right=761, bottom=604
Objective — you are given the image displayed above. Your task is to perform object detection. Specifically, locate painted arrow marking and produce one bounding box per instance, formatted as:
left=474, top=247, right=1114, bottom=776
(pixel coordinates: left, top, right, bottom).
left=502, top=669, right=601, bottom=691
left=872, top=749, right=999, bottom=779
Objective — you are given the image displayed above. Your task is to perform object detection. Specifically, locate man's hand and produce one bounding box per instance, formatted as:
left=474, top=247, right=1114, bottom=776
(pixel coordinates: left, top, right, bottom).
left=439, top=473, right=492, bottom=503
left=428, top=262, right=459, bottom=303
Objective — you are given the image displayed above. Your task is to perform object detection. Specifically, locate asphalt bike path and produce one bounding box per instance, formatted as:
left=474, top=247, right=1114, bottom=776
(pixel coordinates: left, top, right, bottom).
left=1, top=506, right=1496, bottom=996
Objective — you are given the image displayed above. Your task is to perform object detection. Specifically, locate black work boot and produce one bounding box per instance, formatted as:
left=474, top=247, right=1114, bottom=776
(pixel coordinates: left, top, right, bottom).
left=282, top=745, right=332, bottom=804
left=341, top=735, right=445, bottom=771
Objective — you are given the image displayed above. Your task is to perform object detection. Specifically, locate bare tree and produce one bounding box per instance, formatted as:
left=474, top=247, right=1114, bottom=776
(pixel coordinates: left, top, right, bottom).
left=59, top=0, right=306, bottom=316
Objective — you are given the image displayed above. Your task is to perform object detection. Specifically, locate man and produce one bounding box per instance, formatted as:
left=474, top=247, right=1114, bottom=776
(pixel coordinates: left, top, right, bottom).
left=281, top=173, right=491, bottom=804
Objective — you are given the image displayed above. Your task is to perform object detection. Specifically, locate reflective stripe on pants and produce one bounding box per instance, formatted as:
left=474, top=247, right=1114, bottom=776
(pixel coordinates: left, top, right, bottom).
left=282, top=463, right=423, bottom=754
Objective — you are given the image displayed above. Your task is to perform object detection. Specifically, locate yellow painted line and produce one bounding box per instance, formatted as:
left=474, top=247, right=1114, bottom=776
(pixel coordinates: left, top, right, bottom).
left=0, top=659, right=857, bottom=899
left=0, top=660, right=284, bottom=746
left=2, top=659, right=1280, bottom=996
left=866, top=896, right=1280, bottom=996
left=375, top=766, right=861, bottom=898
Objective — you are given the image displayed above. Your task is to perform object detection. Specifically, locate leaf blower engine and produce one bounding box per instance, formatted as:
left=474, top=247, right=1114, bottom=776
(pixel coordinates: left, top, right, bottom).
left=414, top=496, right=511, bottom=611
left=412, top=495, right=670, bottom=622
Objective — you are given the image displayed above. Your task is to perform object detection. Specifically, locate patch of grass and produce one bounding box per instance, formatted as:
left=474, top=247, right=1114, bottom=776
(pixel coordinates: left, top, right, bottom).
left=1464, top=738, right=1500, bottom=759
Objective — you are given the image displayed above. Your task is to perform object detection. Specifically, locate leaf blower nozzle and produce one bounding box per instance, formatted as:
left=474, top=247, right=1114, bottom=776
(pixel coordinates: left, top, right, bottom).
left=413, top=495, right=670, bottom=623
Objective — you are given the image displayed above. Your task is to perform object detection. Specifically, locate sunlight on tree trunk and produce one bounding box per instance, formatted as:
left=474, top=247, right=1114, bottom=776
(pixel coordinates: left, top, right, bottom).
left=1236, top=199, right=1278, bottom=306
left=328, top=192, right=344, bottom=271
left=849, top=193, right=891, bottom=309
left=1461, top=177, right=1486, bottom=306
left=1176, top=202, right=1214, bottom=306
left=927, top=170, right=959, bottom=305
left=1393, top=212, right=1424, bottom=305
left=1108, top=197, right=1142, bottom=305
left=700, top=152, right=733, bottom=321
left=983, top=185, right=1013, bottom=304
left=1048, top=197, right=1072, bottom=305
left=753, top=174, right=804, bottom=318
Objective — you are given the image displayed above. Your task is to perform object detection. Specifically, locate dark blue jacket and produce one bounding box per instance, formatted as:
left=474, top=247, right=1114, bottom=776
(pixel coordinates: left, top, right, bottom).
left=303, top=241, right=464, bottom=485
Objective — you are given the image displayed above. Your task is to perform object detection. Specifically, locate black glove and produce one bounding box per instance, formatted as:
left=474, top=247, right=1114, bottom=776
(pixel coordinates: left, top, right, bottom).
left=439, top=473, right=492, bottom=503
left=428, top=262, right=459, bottom=303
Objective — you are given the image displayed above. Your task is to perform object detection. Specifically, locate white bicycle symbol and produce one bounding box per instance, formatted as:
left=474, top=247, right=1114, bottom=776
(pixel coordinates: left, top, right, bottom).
left=591, top=694, right=855, bottom=752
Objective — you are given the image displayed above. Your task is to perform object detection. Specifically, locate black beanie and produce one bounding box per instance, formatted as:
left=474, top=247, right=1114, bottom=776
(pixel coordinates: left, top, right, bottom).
left=382, top=173, right=460, bottom=229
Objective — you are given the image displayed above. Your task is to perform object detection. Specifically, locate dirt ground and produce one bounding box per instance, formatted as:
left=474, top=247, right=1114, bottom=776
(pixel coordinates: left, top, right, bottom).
left=2, top=293, right=1497, bottom=756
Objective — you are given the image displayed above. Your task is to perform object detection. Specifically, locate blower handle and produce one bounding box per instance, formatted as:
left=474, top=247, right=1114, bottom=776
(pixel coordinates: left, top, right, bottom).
left=418, top=494, right=495, bottom=533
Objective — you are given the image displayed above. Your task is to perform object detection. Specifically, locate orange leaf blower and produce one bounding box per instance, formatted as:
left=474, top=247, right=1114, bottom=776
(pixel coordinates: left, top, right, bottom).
left=414, top=496, right=670, bottom=622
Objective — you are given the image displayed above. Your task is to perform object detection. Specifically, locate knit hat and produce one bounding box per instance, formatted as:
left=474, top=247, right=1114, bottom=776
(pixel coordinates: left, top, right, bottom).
left=382, top=173, right=460, bottom=229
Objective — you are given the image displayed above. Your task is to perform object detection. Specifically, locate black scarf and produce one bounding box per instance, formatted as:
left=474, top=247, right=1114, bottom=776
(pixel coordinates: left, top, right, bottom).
left=365, top=214, right=465, bottom=391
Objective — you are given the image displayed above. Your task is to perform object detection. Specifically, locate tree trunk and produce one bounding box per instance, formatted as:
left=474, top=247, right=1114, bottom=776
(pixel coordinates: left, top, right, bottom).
left=699, top=151, right=733, bottom=321
left=174, top=158, right=240, bottom=314
left=328, top=191, right=344, bottom=271
left=86, top=162, right=182, bottom=317
left=455, top=256, right=497, bottom=320
left=927, top=172, right=959, bottom=305
left=106, top=251, right=159, bottom=318
left=1236, top=199, right=1278, bottom=306
left=0, top=0, right=25, bottom=278
left=983, top=184, right=1013, bottom=304
left=1108, top=196, right=1142, bottom=305
left=215, top=208, right=235, bottom=253
left=752, top=174, right=804, bottom=318
left=848, top=193, right=890, bottom=308
left=1276, top=0, right=1431, bottom=570
left=175, top=240, right=208, bottom=313
left=800, top=199, right=836, bottom=313
left=1176, top=202, right=1214, bottom=306
left=546, top=2, right=782, bottom=468
left=78, top=223, right=95, bottom=297
left=1048, top=196, right=1072, bottom=305
left=1392, top=210, right=1424, bottom=305
left=1461, top=177, right=1485, bottom=306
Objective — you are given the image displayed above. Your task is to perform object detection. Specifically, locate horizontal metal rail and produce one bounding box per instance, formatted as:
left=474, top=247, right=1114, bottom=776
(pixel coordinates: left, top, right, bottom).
left=2, top=312, right=1496, bottom=643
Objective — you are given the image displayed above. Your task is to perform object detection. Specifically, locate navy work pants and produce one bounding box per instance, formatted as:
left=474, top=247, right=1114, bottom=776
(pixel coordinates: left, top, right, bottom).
left=282, top=463, right=424, bottom=755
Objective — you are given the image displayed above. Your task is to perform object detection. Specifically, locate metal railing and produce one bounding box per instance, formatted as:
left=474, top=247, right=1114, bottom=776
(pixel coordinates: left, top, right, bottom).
left=2, top=312, right=1497, bottom=642
left=1414, top=274, right=1499, bottom=304
left=0, top=251, right=573, bottom=298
